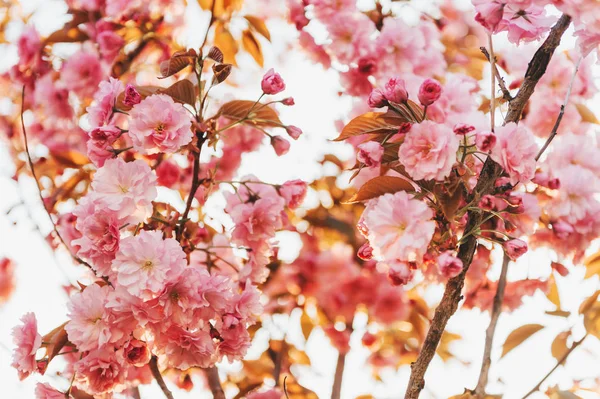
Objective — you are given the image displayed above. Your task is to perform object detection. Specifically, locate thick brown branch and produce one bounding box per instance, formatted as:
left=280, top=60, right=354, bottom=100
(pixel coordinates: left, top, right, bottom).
left=205, top=367, right=226, bottom=399
left=474, top=253, right=510, bottom=397
left=149, top=356, right=174, bottom=399
left=403, top=14, right=571, bottom=399
left=521, top=334, right=588, bottom=399
left=331, top=352, right=346, bottom=399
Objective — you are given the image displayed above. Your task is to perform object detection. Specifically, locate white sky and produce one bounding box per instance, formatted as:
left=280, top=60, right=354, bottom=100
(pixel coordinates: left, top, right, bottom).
left=1, top=1, right=600, bottom=399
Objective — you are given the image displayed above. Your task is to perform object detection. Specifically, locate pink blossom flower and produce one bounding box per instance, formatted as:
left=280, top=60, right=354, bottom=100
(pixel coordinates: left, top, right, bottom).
left=72, top=196, right=121, bottom=276
left=368, top=88, right=387, bottom=108
left=11, top=313, right=42, bottom=380
left=66, top=284, right=121, bottom=351
left=86, top=125, right=122, bottom=167
left=35, top=383, right=64, bottom=399
left=124, top=339, right=151, bottom=367
left=156, top=159, right=181, bottom=188
left=552, top=220, right=575, bottom=239
left=357, top=141, right=384, bottom=168
left=504, top=238, right=528, bottom=260
left=357, top=242, right=374, bottom=260
left=280, top=180, right=307, bottom=209
left=218, top=323, right=252, bottom=361
left=61, top=50, right=104, bottom=98
left=437, top=251, right=463, bottom=278
left=112, top=230, right=186, bottom=300
left=369, top=283, right=408, bottom=324
left=123, top=84, right=142, bottom=107
left=129, top=94, right=193, bottom=154
left=399, top=120, right=459, bottom=181
left=473, top=0, right=505, bottom=32
left=33, top=74, right=73, bottom=120
left=0, top=257, right=16, bottom=303
left=475, top=131, right=497, bottom=152
left=498, top=4, right=555, bottom=44
left=86, top=77, right=123, bottom=127
left=17, top=26, right=42, bottom=65
left=547, top=166, right=598, bottom=224
left=97, top=30, right=125, bottom=62
left=490, top=122, right=537, bottom=185
left=261, top=69, right=286, bottom=95
left=156, top=325, right=216, bottom=369
left=75, top=349, right=126, bottom=395
left=361, top=192, right=435, bottom=262
left=325, top=13, right=374, bottom=64
left=383, top=77, right=409, bottom=104
left=271, top=136, right=290, bottom=156
left=228, top=196, right=285, bottom=249
left=91, top=158, right=157, bottom=223
left=418, top=78, right=442, bottom=106
left=247, top=389, right=284, bottom=399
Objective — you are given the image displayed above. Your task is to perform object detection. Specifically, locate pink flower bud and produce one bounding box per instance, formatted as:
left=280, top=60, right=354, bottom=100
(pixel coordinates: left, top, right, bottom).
left=280, top=179, right=307, bottom=209
left=261, top=68, right=285, bottom=95
left=89, top=125, right=121, bottom=144
left=475, top=131, right=497, bottom=152
left=271, top=136, right=290, bottom=156
left=453, top=123, right=476, bottom=135
left=551, top=261, right=569, bottom=277
left=361, top=332, right=377, bottom=347
left=97, top=30, right=125, bottom=62
left=368, top=88, right=387, bottom=108
left=437, top=251, right=463, bottom=278
left=418, top=78, right=442, bottom=106
left=387, top=261, right=414, bottom=286
left=285, top=125, right=303, bottom=140
left=552, top=220, right=574, bottom=239
left=124, top=339, right=151, bottom=367
left=474, top=1, right=505, bottom=33
left=156, top=160, right=180, bottom=188
left=357, top=242, right=374, bottom=260
left=357, top=141, right=384, bottom=168
left=504, top=238, right=528, bottom=260
left=532, top=172, right=560, bottom=189
left=123, top=84, right=142, bottom=107
left=357, top=56, right=377, bottom=75
left=398, top=122, right=412, bottom=134
left=282, top=97, right=295, bottom=106
left=479, top=195, right=496, bottom=210
left=383, top=77, right=408, bottom=104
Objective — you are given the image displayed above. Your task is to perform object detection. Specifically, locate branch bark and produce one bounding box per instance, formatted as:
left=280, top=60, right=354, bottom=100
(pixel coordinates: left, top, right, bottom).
left=474, top=253, right=510, bottom=397
left=403, top=14, right=571, bottom=399
left=331, top=352, right=346, bottom=399
left=149, top=356, right=174, bottom=399
left=205, top=366, right=226, bottom=399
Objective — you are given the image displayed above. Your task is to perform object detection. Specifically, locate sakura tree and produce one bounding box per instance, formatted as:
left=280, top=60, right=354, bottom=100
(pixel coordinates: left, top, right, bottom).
left=2, top=0, right=600, bottom=399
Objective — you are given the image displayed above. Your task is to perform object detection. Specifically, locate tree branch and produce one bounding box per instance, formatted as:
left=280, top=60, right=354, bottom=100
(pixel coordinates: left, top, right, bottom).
left=175, top=134, right=205, bottom=242
left=205, top=366, right=226, bottom=399
left=535, top=54, right=583, bottom=161
left=403, top=14, right=571, bottom=399
left=474, top=253, right=510, bottom=397
left=149, top=356, right=174, bottom=399
left=480, top=47, right=512, bottom=102
left=521, top=334, right=588, bottom=399
left=331, top=352, right=346, bottom=399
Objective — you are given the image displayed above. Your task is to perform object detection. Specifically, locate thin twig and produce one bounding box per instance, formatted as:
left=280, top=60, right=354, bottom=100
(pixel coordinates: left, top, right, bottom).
left=535, top=55, right=583, bottom=161
left=149, top=356, right=174, bottom=399
left=175, top=134, right=205, bottom=242
left=132, top=386, right=142, bottom=399
left=273, top=340, right=287, bottom=386
left=481, top=47, right=513, bottom=102
left=331, top=352, right=346, bottom=399
left=205, top=367, right=226, bottom=399
left=488, top=34, right=496, bottom=131
left=403, top=14, right=572, bottom=399
left=521, top=334, right=588, bottom=399
left=474, top=253, right=510, bottom=397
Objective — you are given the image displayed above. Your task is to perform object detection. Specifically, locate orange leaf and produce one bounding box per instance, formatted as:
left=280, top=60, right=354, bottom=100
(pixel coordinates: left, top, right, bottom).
left=159, top=79, right=196, bottom=106
left=214, top=22, right=238, bottom=65
left=44, top=27, right=89, bottom=44
left=501, top=324, right=544, bottom=358
left=52, top=150, right=90, bottom=168
left=551, top=331, right=570, bottom=360
left=345, top=176, right=414, bottom=204
left=159, top=50, right=196, bottom=79
left=241, top=29, right=264, bottom=67
left=575, top=103, right=599, bottom=124
left=216, top=100, right=281, bottom=127
left=334, top=112, right=400, bottom=142
left=245, top=15, right=271, bottom=41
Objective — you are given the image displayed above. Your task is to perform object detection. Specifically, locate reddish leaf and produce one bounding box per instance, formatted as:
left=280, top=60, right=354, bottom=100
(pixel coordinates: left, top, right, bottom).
left=335, top=112, right=402, bottom=141
left=207, top=46, right=224, bottom=63
left=212, top=63, right=232, bottom=84
left=216, top=100, right=281, bottom=127
left=388, top=99, right=426, bottom=123
left=245, top=15, right=271, bottom=41
left=41, top=322, right=70, bottom=367
left=345, top=176, right=414, bottom=204
left=159, top=50, right=197, bottom=79
left=159, top=80, right=196, bottom=106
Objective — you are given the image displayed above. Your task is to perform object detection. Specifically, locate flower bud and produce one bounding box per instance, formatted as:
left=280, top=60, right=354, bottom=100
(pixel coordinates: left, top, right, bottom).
left=387, top=261, right=414, bottom=286
left=123, top=84, right=142, bottom=107
left=357, top=242, right=374, bottom=260
left=285, top=125, right=303, bottom=140
left=357, top=141, right=383, bottom=168
left=383, top=77, right=408, bottom=103
left=124, top=339, right=151, bottom=367
left=418, top=78, right=442, bottom=106
left=437, top=251, right=463, bottom=278
left=261, top=69, right=285, bottom=95
left=367, top=88, right=387, bottom=108
left=271, top=136, right=290, bottom=156
left=475, top=131, right=496, bottom=152
left=504, top=238, right=528, bottom=260
left=282, top=97, right=295, bottom=106
left=453, top=123, right=475, bottom=135
left=552, top=220, right=574, bottom=239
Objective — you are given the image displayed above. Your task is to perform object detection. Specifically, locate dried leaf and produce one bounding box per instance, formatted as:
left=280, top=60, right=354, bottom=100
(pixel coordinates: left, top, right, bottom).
left=245, top=15, right=271, bottom=41
left=388, top=100, right=425, bottom=123
left=159, top=79, right=196, bottom=106
left=216, top=100, right=281, bottom=127
left=334, top=112, right=400, bottom=142
left=437, top=331, right=461, bottom=362
left=579, top=290, right=600, bottom=315
left=300, top=311, right=313, bottom=341
left=434, top=180, right=464, bottom=222
left=241, top=29, right=263, bottom=67
left=41, top=322, right=70, bottom=368
left=345, top=176, right=414, bottom=204
left=583, top=250, right=600, bottom=279
left=583, top=302, right=600, bottom=339
left=212, top=63, right=232, bottom=85
left=547, top=275, right=561, bottom=310
left=551, top=331, right=570, bottom=360
left=52, top=150, right=90, bottom=168
left=501, top=324, right=544, bottom=358
left=575, top=103, right=600, bottom=124
left=207, top=46, right=224, bottom=63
